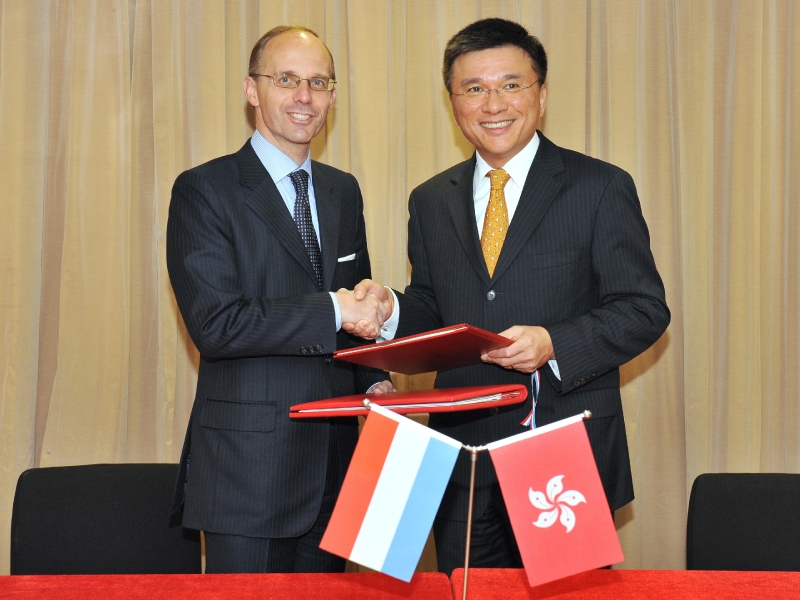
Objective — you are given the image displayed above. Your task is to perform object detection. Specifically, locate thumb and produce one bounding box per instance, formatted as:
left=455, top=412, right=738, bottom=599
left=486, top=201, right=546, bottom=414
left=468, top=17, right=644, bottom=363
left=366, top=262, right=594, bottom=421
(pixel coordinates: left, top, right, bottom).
left=353, top=279, right=370, bottom=301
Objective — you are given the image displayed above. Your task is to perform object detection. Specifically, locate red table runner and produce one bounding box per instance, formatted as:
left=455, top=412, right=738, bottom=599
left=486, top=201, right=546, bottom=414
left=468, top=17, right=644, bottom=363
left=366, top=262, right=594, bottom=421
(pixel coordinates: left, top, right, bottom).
left=2, top=569, right=798, bottom=599
left=450, top=568, right=800, bottom=599
left=0, top=572, right=451, bottom=599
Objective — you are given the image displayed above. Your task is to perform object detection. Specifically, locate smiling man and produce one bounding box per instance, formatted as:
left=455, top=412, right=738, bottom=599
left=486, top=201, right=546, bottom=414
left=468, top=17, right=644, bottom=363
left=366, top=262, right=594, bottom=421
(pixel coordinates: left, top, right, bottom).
left=352, top=18, right=670, bottom=573
left=166, top=26, right=392, bottom=573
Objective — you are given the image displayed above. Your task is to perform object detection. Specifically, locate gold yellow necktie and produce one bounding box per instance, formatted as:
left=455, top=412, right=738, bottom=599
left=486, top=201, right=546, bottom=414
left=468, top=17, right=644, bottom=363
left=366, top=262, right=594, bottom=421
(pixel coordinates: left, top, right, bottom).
left=480, top=168, right=511, bottom=277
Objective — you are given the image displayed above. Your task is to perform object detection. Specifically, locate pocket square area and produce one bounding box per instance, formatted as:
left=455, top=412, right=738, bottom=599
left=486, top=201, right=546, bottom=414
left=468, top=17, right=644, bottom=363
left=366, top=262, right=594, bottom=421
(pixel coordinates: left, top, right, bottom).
left=337, top=253, right=356, bottom=262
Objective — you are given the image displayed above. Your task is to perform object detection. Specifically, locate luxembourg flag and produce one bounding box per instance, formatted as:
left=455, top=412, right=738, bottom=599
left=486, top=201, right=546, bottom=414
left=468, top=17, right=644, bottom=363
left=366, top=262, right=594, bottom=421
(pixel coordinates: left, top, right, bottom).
left=320, top=404, right=461, bottom=581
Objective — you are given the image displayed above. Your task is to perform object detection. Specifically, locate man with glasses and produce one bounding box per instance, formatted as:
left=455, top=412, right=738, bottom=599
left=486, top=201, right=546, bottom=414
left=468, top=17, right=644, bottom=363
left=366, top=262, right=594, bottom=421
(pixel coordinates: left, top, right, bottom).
left=353, top=18, right=670, bottom=573
left=167, top=25, right=392, bottom=573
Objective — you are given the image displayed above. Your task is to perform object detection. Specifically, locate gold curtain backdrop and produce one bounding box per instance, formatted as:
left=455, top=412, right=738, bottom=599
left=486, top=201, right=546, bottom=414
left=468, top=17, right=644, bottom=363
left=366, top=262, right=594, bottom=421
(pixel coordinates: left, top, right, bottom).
left=1, top=0, right=798, bottom=574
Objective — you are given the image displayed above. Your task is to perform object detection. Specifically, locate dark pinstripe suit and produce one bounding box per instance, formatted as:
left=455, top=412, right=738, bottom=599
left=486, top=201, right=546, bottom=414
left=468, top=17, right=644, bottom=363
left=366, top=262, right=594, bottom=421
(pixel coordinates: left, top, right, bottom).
left=395, top=132, right=670, bottom=526
left=166, top=141, right=385, bottom=545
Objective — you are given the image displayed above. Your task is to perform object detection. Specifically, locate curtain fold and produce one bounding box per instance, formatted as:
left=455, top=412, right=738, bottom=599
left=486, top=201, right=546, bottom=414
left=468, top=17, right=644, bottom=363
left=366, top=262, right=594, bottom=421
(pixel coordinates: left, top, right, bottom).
left=0, top=0, right=797, bottom=574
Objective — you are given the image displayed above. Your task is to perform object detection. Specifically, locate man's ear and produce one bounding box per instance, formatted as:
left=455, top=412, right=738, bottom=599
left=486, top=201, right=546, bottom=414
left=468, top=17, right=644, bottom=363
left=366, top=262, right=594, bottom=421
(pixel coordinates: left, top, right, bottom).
left=327, top=86, right=336, bottom=111
left=539, top=82, right=547, bottom=118
left=243, top=76, right=259, bottom=108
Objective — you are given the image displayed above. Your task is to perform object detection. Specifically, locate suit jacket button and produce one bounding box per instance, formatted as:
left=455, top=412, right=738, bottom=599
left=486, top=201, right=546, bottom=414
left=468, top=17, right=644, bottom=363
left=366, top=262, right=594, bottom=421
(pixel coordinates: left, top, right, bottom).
left=300, top=347, right=308, bottom=354
left=325, top=357, right=332, bottom=364
left=486, top=290, right=496, bottom=301
left=489, top=407, right=499, bottom=416
left=316, top=344, right=324, bottom=352
left=573, top=379, right=582, bottom=387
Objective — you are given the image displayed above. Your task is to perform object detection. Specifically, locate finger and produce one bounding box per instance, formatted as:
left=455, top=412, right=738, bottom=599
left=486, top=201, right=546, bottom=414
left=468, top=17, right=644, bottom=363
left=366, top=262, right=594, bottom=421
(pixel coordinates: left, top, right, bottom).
left=359, top=319, right=379, bottom=338
left=354, top=279, right=383, bottom=302
left=371, top=381, right=393, bottom=395
left=496, top=326, right=521, bottom=340
left=352, top=280, right=369, bottom=301
left=487, top=346, right=516, bottom=360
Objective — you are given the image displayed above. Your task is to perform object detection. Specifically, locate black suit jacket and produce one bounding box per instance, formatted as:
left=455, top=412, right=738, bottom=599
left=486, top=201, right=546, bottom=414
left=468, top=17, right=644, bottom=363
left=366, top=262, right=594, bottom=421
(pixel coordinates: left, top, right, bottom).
left=166, top=141, right=385, bottom=537
left=395, top=132, right=670, bottom=518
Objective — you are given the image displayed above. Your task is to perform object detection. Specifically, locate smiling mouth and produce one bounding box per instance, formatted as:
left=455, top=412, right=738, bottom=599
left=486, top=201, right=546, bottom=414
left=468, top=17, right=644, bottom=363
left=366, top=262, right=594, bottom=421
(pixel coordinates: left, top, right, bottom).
left=481, top=120, right=513, bottom=129
left=289, top=112, right=312, bottom=121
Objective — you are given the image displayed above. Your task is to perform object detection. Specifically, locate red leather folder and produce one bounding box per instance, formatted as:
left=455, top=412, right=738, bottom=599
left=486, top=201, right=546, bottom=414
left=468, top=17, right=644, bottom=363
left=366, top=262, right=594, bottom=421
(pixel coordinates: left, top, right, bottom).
left=333, top=323, right=512, bottom=375
left=289, top=384, right=528, bottom=418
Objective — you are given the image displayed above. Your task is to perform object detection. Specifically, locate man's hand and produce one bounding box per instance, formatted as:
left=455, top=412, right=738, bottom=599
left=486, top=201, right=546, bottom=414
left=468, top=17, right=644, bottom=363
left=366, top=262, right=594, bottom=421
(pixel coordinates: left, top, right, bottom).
left=369, top=380, right=396, bottom=395
left=352, top=279, right=393, bottom=318
left=481, top=325, right=555, bottom=374
left=342, top=279, right=394, bottom=338
left=335, top=289, right=387, bottom=339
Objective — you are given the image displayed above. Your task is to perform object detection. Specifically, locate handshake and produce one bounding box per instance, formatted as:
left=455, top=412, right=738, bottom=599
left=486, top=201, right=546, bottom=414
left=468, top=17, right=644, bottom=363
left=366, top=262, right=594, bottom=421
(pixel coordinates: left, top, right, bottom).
left=334, top=279, right=393, bottom=340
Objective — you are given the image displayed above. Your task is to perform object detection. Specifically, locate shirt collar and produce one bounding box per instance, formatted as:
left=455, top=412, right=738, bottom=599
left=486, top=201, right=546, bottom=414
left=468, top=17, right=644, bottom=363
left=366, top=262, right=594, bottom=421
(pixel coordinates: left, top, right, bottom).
left=473, top=131, right=540, bottom=191
left=250, top=130, right=313, bottom=183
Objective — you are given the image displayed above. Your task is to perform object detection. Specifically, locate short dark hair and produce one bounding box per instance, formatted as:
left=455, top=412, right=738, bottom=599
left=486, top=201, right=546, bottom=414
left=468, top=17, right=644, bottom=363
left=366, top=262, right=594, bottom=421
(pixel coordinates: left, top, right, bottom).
left=248, top=25, right=335, bottom=80
left=442, top=18, right=547, bottom=92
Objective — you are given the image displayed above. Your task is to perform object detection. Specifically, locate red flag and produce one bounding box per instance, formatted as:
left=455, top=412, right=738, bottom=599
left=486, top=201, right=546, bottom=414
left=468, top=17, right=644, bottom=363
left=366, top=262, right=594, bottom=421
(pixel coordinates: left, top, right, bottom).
left=487, top=414, right=624, bottom=587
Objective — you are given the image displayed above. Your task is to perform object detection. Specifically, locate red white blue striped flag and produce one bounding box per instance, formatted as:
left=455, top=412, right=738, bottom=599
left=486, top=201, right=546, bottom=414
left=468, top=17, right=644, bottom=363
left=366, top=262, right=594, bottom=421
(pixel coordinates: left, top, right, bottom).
left=320, top=404, right=461, bottom=581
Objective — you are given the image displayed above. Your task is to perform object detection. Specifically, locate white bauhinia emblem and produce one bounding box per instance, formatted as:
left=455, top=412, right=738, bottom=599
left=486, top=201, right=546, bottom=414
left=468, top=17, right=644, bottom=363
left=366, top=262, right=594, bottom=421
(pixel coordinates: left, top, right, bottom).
left=529, top=475, right=586, bottom=533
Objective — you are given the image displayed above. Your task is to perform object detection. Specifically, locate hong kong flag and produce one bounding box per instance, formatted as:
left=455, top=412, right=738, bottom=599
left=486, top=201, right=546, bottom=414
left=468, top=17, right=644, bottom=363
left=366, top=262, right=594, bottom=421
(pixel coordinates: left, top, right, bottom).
left=487, top=414, right=624, bottom=587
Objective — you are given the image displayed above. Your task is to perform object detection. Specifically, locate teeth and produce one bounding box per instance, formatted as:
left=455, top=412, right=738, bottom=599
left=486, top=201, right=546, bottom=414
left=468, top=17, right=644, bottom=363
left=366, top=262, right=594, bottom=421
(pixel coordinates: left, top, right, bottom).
left=482, top=120, right=513, bottom=129
left=289, top=113, right=311, bottom=121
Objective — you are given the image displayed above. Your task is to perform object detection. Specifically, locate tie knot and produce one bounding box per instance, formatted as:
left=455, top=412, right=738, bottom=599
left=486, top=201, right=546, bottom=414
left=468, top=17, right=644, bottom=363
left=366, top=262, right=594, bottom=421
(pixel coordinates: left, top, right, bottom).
left=289, top=169, right=309, bottom=194
left=487, top=168, right=511, bottom=191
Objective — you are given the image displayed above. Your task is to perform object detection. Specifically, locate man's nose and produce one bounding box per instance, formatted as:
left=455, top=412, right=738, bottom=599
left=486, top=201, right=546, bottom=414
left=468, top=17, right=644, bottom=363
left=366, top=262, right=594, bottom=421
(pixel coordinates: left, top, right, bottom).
left=293, top=80, right=314, bottom=102
left=483, top=88, right=508, bottom=112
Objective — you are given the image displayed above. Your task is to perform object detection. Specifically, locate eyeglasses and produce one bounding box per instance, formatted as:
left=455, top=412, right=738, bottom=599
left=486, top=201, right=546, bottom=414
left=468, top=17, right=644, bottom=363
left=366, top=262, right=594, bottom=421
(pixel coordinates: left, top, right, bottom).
left=451, top=81, right=539, bottom=102
left=252, top=73, right=336, bottom=92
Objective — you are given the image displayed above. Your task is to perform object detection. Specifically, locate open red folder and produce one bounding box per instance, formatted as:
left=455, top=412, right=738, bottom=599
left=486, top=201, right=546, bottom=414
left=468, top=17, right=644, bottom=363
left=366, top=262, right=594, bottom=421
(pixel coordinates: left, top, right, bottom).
left=289, top=384, right=527, bottom=418
left=334, top=323, right=512, bottom=375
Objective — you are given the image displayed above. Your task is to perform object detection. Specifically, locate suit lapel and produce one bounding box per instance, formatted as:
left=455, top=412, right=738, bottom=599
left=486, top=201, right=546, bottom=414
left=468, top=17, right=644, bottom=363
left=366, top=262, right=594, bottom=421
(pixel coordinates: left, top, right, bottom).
left=238, top=142, right=321, bottom=289
left=447, top=156, right=493, bottom=288
left=491, top=133, right=565, bottom=282
left=312, top=163, right=340, bottom=291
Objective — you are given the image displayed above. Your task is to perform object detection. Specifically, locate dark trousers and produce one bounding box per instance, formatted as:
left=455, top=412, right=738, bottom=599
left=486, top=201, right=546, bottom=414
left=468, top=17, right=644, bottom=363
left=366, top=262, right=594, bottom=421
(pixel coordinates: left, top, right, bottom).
left=204, top=428, right=345, bottom=574
left=432, top=484, right=523, bottom=576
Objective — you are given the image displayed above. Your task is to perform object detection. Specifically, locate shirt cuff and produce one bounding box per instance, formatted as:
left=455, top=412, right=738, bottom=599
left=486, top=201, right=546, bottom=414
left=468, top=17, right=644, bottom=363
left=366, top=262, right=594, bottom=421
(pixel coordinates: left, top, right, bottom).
left=548, top=359, right=561, bottom=380
left=329, top=292, right=342, bottom=331
left=377, top=288, right=400, bottom=341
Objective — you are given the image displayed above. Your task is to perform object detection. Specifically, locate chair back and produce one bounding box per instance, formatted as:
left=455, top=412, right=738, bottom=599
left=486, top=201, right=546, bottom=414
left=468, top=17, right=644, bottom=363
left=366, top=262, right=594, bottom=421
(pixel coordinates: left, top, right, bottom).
left=687, top=473, right=800, bottom=570
left=11, top=463, right=201, bottom=574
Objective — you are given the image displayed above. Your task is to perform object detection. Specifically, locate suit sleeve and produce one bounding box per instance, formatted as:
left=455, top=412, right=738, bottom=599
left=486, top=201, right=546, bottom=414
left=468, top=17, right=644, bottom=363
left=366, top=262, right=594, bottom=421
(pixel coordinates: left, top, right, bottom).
left=166, top=169, right=337, bottom=360
left=543, top=169, right=670, bottom=394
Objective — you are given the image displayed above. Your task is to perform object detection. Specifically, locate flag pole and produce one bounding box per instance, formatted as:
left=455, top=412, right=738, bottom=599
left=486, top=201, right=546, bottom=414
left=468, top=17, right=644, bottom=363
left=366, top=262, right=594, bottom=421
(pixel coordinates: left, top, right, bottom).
left=461, top=445, right=481, bottom=600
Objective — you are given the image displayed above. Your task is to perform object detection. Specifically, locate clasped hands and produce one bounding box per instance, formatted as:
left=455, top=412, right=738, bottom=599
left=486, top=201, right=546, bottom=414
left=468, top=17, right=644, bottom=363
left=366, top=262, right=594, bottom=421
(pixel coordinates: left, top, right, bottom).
left=335, top=280, right=394, bottom=340
left=337, top=279, right=555, bottom=375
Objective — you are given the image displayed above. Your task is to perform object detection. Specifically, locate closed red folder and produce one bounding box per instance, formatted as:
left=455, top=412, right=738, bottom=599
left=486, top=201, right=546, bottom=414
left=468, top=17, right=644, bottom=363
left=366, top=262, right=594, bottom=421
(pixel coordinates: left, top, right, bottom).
left=334, top=323, right=511, bottom=375
left=289, top=384, right=528, bottom=418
